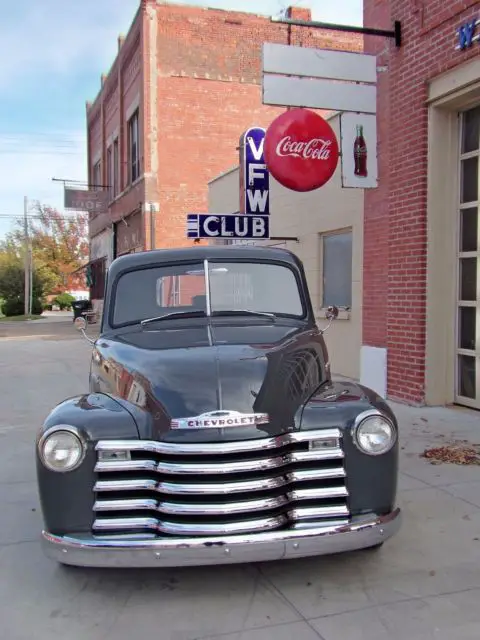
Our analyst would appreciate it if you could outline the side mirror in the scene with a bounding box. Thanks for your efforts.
[74,317,87,332]
[325,305,339,321]
[321,305,339,334]
[74,316,95,344]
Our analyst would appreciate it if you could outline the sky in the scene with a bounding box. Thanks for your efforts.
[0,0,362,240]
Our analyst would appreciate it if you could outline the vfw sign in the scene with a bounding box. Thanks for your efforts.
[239,127,270,215]
[456,18,480,50]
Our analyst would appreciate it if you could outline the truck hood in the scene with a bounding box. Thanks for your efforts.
[92,321,331,441]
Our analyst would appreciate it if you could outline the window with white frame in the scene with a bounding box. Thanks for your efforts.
[128,109,140,184]
[321,229,353,309]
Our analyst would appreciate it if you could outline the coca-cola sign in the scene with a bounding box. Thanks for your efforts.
[276,136,334,160]
[264,108,339,192]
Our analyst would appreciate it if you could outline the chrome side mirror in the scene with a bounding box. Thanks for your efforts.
[74,316,95,345]
[325,305,339,321]
[321,305,339,334]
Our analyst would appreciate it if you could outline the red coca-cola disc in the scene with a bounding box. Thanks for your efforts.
[264,108,340,192]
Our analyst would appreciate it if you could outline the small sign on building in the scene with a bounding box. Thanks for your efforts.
[339,113,378,189]
[64,187,108,214]
[187,214,270,240]
[239,127,270,215]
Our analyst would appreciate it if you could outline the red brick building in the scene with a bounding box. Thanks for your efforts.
[85,0,361,312]
[362,0,480,408]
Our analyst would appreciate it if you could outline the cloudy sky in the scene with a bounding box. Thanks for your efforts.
[0,0,362,239]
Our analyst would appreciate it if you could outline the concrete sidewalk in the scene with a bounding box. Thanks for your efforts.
[389,400,480,500]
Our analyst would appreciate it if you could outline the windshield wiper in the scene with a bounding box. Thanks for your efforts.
[140,310,206,327]
[212,310,276,320]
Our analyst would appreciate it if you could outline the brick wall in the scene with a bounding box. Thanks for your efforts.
[87,2,362,247]
[147,2,362,250]
[363,0,480,403]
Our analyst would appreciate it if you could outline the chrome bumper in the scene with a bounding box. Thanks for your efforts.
[41,508,401,568]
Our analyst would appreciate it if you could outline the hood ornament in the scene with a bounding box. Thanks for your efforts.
[171,410,269,430]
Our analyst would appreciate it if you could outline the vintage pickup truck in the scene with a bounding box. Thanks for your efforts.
[36,245,401,568]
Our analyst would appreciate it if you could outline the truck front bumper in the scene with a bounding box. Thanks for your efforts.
[41,508,401,568]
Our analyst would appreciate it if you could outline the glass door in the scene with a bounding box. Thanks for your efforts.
[456,106,480,408]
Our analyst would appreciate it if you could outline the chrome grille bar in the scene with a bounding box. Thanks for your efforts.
[95,429,341,456]
[93,467,346,495]
[95,447,343,475]
[94,495,288,515]
[94,515,287,536]
[290,505,350,520]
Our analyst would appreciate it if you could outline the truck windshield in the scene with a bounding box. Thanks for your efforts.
[112,260,305,327]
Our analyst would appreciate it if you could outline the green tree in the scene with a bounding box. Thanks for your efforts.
[53,292,76,310]
[0,261,44,301]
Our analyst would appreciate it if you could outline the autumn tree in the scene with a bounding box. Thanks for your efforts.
[4,204,89,296]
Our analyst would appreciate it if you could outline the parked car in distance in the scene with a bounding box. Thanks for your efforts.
[36,245,401,568]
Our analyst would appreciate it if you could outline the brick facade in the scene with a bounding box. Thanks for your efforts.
[86,1,362,256]
[363,0,480,403]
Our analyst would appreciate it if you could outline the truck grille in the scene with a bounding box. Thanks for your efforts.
[93,429,349,538]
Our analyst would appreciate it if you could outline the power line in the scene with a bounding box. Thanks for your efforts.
[0,133,86,142]
[0,213,88,221]
[0,150,85,156]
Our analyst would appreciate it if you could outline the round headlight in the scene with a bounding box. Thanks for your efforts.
[353,412,396,456]
[39,428,85,472]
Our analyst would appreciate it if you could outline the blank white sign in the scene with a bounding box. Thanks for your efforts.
[262,75,377,114]
[262,43,377,84]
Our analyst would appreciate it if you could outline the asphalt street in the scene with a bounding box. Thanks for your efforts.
[1,319,480,639]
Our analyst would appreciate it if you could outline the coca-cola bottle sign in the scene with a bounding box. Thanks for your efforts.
[264,108,340,192]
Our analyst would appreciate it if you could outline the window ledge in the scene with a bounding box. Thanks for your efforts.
[317,308,351,320]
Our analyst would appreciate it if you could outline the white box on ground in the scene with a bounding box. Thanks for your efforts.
[262,43,377,84]
[360,346,387,399]
[262,75,377,114]
[340,112,378,189]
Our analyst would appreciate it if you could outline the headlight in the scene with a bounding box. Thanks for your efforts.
[38,427,85,472]
[352,411,396,456]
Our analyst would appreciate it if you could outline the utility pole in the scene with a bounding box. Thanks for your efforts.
[29,244,33,316]
[23,196,30,316]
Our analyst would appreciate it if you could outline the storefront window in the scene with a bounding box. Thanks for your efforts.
[460,156,478,203]
[462,106,480,154]
[460,207,478,252]
[456,106,480,406]
[321,230,352,309]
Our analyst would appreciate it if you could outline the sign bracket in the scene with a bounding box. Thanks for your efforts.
[52,177,111,190]
[270,16,402,48]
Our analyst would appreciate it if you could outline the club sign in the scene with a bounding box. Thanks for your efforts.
[187,214,269,239]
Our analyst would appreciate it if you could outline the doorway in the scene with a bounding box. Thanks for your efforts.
[456,105,480,408]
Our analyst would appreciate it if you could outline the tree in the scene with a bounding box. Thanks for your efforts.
[0,254,45,316]
[3,204,89,296]
[0,263,44,300]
